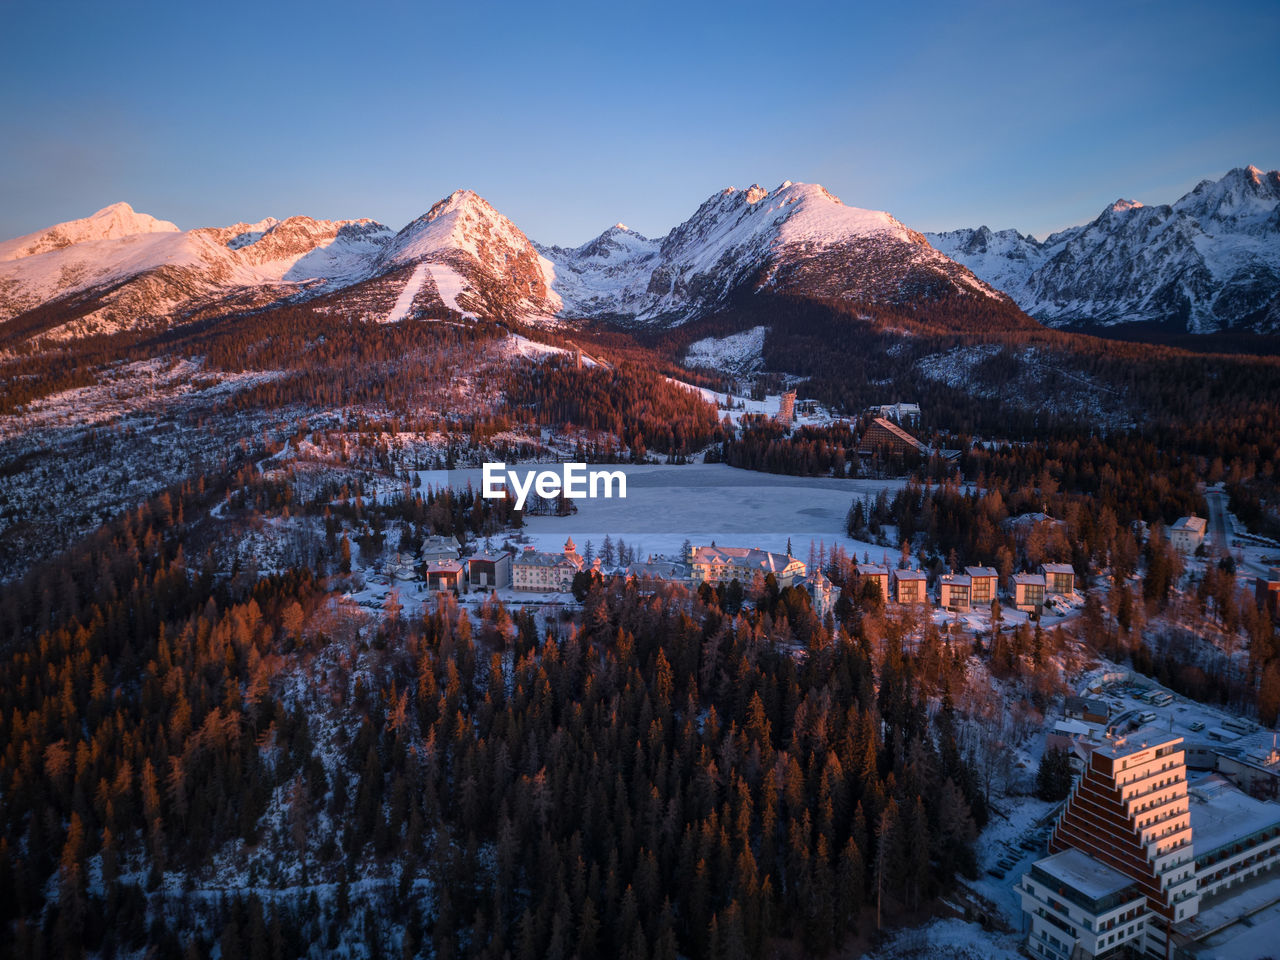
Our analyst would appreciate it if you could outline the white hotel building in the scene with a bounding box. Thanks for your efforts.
[1020,728,1280,959]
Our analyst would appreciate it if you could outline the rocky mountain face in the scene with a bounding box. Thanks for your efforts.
[928,166,1280,334]
[0,182,1012,343]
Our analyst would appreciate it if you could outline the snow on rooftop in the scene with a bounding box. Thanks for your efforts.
[1189,781,1280,856]
[1034,848,1138,901]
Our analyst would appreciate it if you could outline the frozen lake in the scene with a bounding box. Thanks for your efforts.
[415,462,909,562]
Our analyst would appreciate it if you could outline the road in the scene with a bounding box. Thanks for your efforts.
[1205,486,1273,582]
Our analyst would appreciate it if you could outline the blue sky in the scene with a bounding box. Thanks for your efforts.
[2,0,1277,245]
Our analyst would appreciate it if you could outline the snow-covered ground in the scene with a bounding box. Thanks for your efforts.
[684,325,768,375]
[416,462,902,562]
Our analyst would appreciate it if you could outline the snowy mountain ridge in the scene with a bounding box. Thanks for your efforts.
[540,179,1006,323]
[928,165,1280,334]
[7,167,1277,342]
[0,181,1009,339]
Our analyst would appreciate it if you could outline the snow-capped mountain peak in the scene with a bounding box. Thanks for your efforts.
[538,180,1004,323]
[926,165,1280,333]
[379,189,561,319]
[0,202,180,263]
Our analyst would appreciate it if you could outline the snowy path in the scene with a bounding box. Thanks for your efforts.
[385,261,431,323]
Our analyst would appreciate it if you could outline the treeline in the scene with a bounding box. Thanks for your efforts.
[712,418,857,476]
[504,357,727,458]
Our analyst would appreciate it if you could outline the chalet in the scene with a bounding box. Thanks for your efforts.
[1258,568,1280,619]
[891,568,928,604]
[1040,562,1076,596]
[468,552,512,590]
[421,535,462,563]
[1011,572,1046,613]
[426,559,467,592]
[1064,695,1110,725]
[512,538,586,592]
[964,566,998,606]
[857,416,927,458]
[938,573,971,613]
[1170,515,1207,554]
[687,544,806,589]
[854,563,891,603]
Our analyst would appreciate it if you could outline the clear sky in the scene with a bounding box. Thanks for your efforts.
[2,0,1278,245]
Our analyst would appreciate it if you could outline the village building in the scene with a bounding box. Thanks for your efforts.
[420,534,462,563]
[875,401,921,427]
[1040,562,1076,596]
[385,552,417,582]
[512,538,586,592]
[1022,729,1280,959]
[964,566,999,606]
[1170,515,1208,555]
[1011,572,1046,613]
[854,563,891,603]
[891,568,928,604]
[467,552,512,590]
[687,544,806,589]
[857,416,927,458]
[1064,695,1110,726]
[938,573,971,613]
[425,559,467,592]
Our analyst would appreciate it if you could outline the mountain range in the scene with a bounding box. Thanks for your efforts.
[928,165,1280,335]
[1,166,1277,343]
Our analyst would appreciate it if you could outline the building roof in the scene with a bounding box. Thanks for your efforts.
[514,548,580,568]
[964,566,998,579]
[621,561,688,581]
[1189,779,1280,858]
[690,545,802,575]
[424,559,466,574]
[940,574,971,587]
[1032,848,1141,903]
[1012,573,1046,585]
[1065,695,1108,714]
[421,534,461,552]
[863,416,927,453]
[855,563,890,576]
[893,568,927,581]
[1100,727,1182,759]
[1041,563,1075,575]
[468,552,512,565]
[1173,515,1208,534]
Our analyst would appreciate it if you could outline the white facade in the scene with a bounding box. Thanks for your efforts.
[1170,515,1207,555]
[1019,849,1148,960]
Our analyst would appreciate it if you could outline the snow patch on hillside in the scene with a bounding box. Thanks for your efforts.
[384,262,431,323]
[426,264,473,318]
[684,325,768,374]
